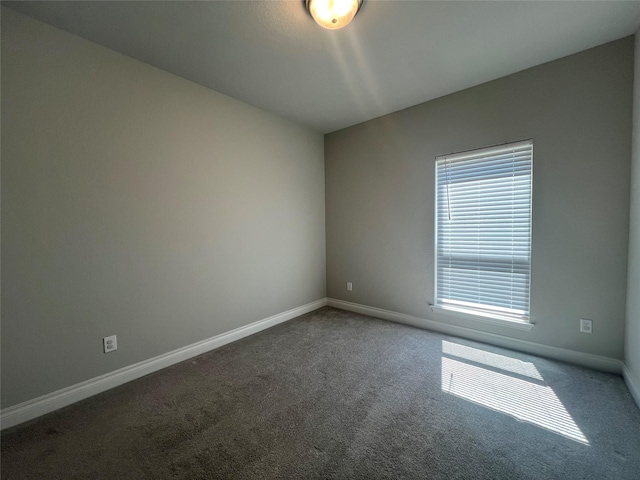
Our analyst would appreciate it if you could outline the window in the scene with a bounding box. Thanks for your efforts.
[434,140,533,327]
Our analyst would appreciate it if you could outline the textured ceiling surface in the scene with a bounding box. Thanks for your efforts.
[5,1,640,133]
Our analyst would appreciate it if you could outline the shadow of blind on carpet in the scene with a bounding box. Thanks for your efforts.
[441,340,589,445]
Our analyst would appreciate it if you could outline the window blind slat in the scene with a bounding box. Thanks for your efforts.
[435,140,532,320]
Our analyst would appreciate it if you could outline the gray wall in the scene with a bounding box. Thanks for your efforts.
[326,37,633,360]
[1,8,326,409]
[626,31,640,386]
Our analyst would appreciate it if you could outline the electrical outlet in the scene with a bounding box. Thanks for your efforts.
[346,282,353,292]
[103,335,117,353]
[579,319,593,334]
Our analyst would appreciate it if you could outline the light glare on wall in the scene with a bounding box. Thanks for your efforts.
[306,0,363,30]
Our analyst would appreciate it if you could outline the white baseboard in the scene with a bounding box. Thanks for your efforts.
[327,298,623,374]
[623,364,640,410]
[0,298,328,431]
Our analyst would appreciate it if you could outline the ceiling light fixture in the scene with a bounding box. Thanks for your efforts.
[306,0,364,30]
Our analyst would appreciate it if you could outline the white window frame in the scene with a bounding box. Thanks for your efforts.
[433,140,534,331]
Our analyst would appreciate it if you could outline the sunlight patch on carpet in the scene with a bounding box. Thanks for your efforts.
[442,341,544,381]
[441,341,589,445]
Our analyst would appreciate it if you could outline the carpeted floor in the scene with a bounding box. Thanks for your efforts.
[2,307,639,479]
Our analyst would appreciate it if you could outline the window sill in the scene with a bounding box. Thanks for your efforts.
[430,304,534,332]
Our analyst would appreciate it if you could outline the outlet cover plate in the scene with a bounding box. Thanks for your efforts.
[579,319,593,334]
[103,335,117,353]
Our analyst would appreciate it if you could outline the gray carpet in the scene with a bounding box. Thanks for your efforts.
[2,307,639,479]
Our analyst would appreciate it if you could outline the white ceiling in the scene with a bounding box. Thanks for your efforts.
[5,1,640,133]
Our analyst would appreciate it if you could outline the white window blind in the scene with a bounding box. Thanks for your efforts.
[435,140,533,322]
